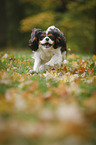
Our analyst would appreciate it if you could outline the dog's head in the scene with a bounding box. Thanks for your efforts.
[46,26,67,52]
[29,26,66,51]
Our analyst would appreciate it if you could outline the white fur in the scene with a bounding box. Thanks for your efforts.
[62,51,67,64]
[32,45,63,73]
[40,37,53,46]
[46,25,60,34]
[46,25,56,34]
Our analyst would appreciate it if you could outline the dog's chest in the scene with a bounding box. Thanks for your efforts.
[39,49,55,61]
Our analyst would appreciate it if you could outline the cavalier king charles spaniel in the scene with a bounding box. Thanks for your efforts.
[29,26,67,73]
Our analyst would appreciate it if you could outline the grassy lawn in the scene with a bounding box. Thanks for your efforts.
[0,49,96,145]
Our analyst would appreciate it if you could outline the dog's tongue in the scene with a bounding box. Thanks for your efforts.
[45,43,49,47]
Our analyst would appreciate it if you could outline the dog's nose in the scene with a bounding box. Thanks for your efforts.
[46,37,49,41]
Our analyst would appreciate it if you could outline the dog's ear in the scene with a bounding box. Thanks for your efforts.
[52,29,67,52]
[59,32,67,53]
[29,28,42,51]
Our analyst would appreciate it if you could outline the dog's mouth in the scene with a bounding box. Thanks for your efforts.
[41,43,52,48]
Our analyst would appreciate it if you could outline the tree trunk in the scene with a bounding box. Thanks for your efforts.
[0,0,6,47]
[93,16,96,54]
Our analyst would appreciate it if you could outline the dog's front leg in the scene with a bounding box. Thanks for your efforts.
[29,58,41,73]
[62,51,67,64]
[33,58,41,72]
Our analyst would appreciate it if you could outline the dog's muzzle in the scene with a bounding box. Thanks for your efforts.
[41,42,52,48]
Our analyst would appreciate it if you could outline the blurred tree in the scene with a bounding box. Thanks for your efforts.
[20,12,56,31]
[0,0,95,53]
[20,0,68,31]
[0,0,27,47]
[0,0,7,46]
[6,0,26,46]
[20,0,95,53]
[66,0,96,53]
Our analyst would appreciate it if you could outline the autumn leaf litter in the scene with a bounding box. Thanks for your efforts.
[0,51,96,145]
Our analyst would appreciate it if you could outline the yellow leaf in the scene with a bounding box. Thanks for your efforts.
[72,61,79,68]
[81,62,87,68]
[92,55,96,61]
[79,58,82,64]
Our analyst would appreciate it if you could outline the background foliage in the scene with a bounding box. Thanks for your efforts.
[0,0,96,53]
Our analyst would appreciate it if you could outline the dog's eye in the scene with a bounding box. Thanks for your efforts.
[41,34,46,37]
[48,34,52,37]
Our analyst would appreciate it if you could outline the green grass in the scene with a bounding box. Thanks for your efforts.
[0,49,96,145]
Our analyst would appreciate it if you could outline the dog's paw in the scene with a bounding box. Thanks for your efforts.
[63,60,67,65]
[39,65,49,72]
[39,65,45,72]
[29,70,35,74]
[45,62,54,67]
